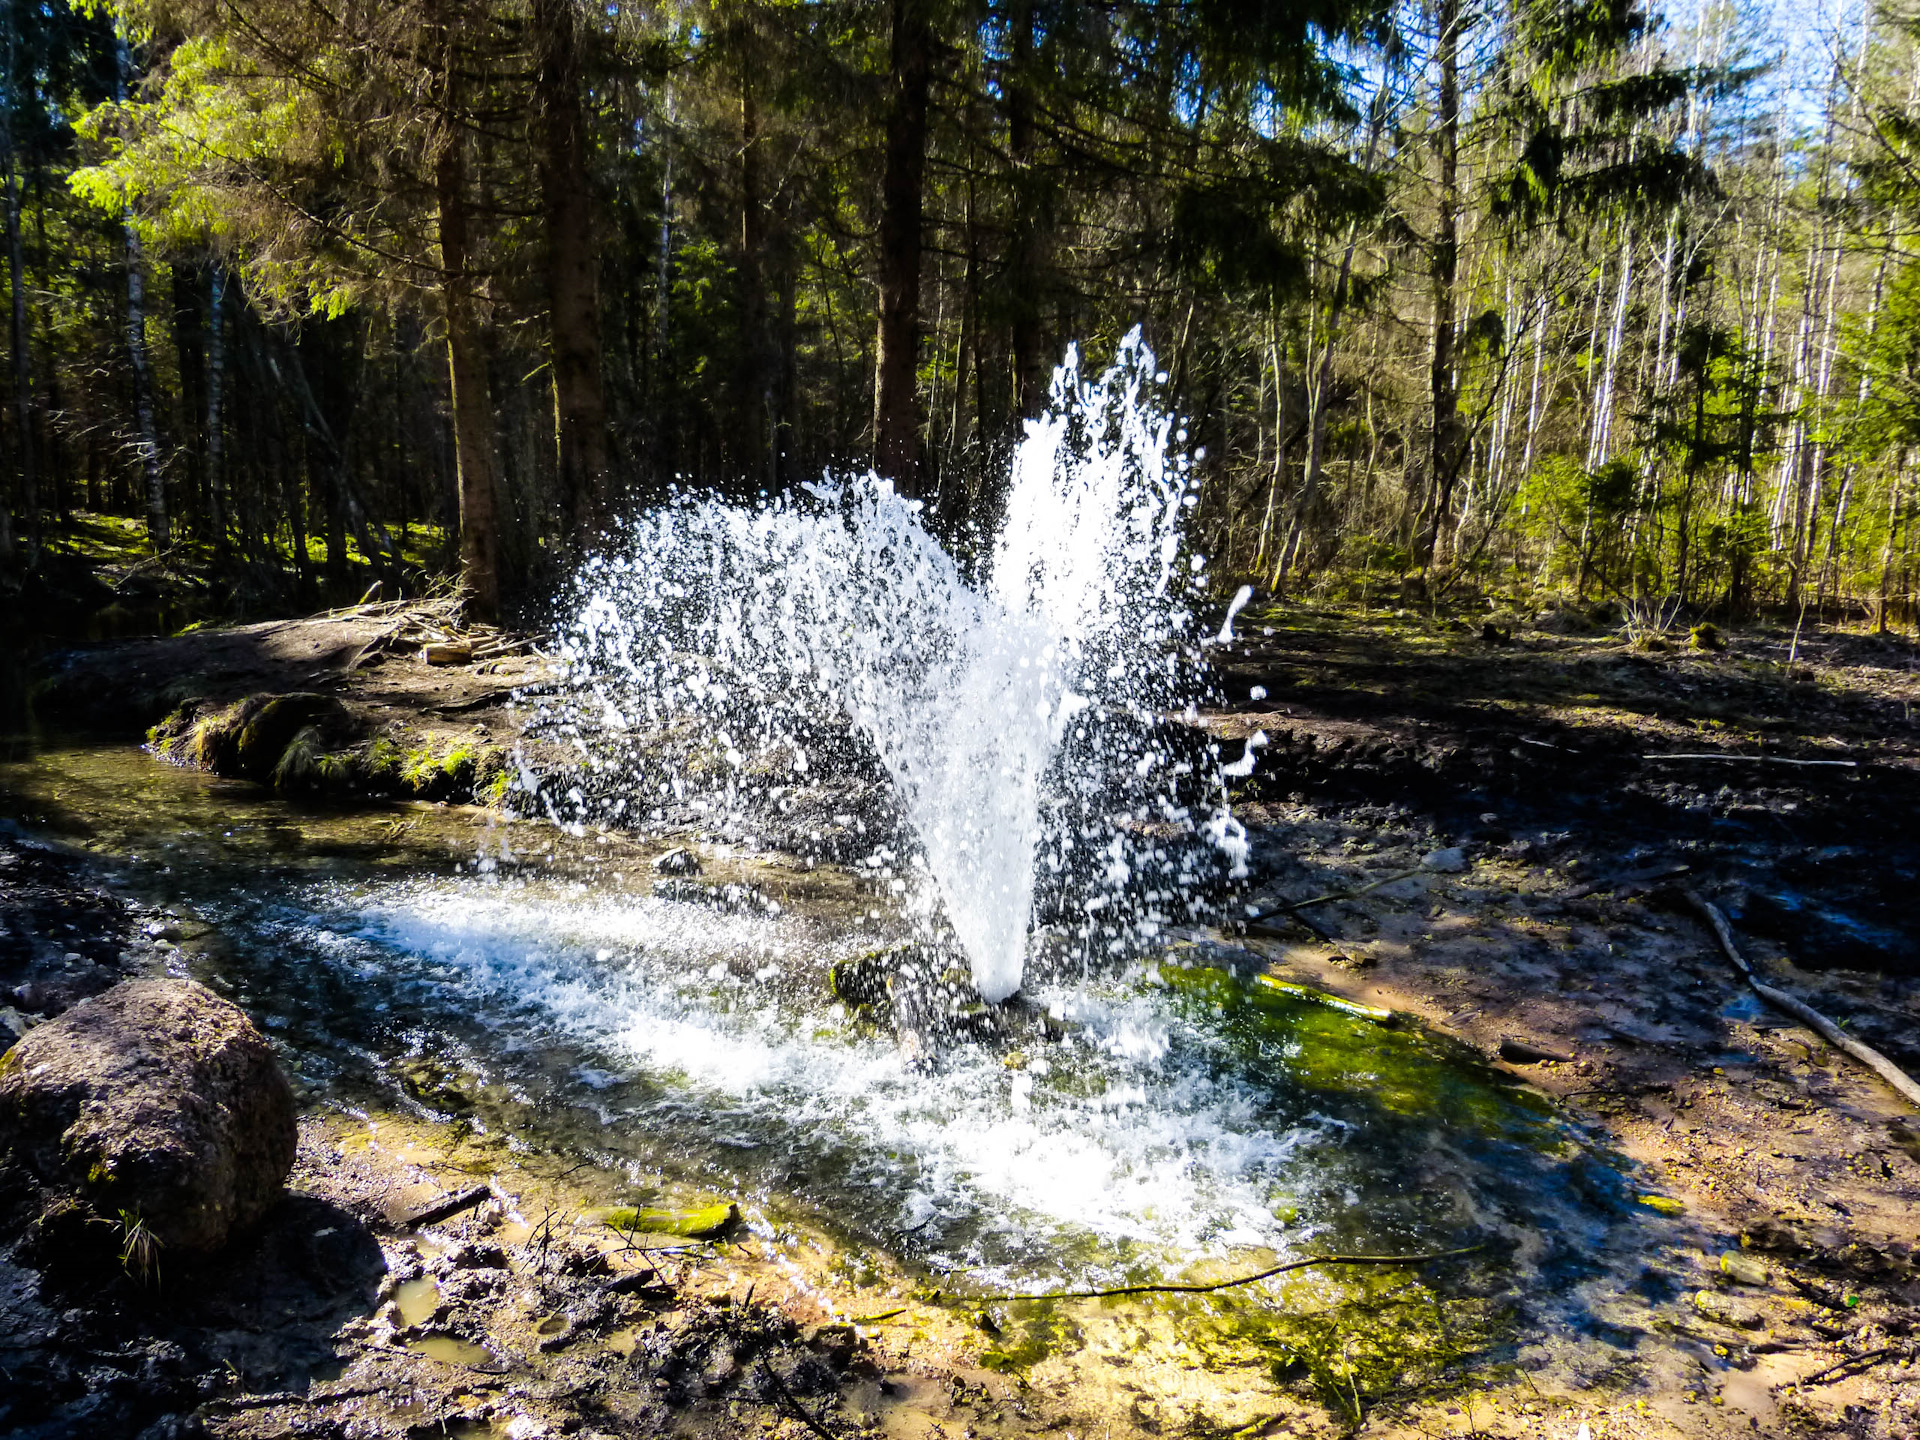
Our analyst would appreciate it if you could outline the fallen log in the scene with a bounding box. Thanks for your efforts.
[1685,890,1920,1112]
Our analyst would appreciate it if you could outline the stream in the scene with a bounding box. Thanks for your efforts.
[0,739,1665,1374]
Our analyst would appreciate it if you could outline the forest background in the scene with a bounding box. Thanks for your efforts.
[1,0,1919,631]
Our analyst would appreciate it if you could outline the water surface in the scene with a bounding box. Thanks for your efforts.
[1,741,1647,1311]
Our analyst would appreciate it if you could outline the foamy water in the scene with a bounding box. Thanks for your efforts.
[538,333,1235,1002]
[323,875,1319,1273]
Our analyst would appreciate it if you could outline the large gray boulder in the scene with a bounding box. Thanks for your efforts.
[0,978,296,1255]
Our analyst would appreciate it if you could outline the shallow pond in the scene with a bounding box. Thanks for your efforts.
[0,741,1674,1401]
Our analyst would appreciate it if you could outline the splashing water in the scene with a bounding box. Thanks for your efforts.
[542,331,1244,1002]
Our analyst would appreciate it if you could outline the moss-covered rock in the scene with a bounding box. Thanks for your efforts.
[150,692,354,784]
[148,695,506,806]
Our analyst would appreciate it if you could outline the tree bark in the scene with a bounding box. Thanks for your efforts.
[1004,0,1043,421]
[4,137,32,562]
[1417,0,1462,570]
[114,41,168,552]
[531,0,610,543]
[126,224,167,552]
[0,0,24,569]
[436,129,501,618]
[170,265,205,525]
[735,22,775,488]
[871,0,933,495]
[206,265,228,555]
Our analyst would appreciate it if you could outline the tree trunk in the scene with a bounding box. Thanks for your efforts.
[871,0,932,495]
[436,130,501,618]
[126,227,167,552]
[0,0,22,569]
[735,24,774,488]
[531,0,610,543]
[1418,0,1462,570]
[1288,100,1387,583]
[4,145,32,563]
[1877,456,1905,635]
[206,266,228,555]
[1004,0,1043,421]
[171,265,205,526]
[116,41,167,552]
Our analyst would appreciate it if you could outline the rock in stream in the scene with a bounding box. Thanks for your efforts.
[0,977,297,1257]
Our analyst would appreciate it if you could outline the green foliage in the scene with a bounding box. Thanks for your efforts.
[1852,263,1920,451]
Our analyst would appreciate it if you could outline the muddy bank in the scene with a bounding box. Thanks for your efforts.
[1208,602,1920,977]
[23,600,543,809]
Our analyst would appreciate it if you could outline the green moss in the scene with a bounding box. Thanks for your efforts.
[315,751,360,789]
[1213,1268,1510,1427]
[400,746,442,793]
[596,1201,739,1239]
[480,767,515,808]
[977,1300,1082,1372]
[271,725,326,791]
[364,737,404,787]
[392,741,486,800]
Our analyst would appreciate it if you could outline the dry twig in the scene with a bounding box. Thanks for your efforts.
[970,1243,1483,1304]
[1244,869,1424,928]
[1686,890,1920,1111]
[757,1359,840,1440]
[1643,753,1857,769]
[1800,1345,1907,1387]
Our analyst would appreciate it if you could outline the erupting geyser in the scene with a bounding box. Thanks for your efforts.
[543,331,1248,1002]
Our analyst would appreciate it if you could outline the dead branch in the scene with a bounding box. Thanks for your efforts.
[1643,753,1857,768]
[1685,890,1920,1111]
[1245,869,1423,926]
[405,1183,492,1228]
[1800,1344,1907,1386]
[757,1358,840,1440]
[970,1243,1483,1304]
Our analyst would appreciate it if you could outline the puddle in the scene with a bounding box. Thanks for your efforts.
[392,1276,442,1328]
[405,1333,499,1368]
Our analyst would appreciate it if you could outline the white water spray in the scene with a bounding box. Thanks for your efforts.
[548,332,1235,1001]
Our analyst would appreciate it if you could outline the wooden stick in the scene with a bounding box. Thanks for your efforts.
[1687,891,1752,978]
[970,1244,1483,1304]
[757,1359,840,1440]
[1799,1345,1905,1387]
[405,1183,492,1228]
[1685,891,1920,1111]
[1246,869,1423,925]
[1643,753,1856,768]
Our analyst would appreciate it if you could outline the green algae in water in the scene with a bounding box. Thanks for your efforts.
[977,1299,1083,1372]
[1165,963,1554,1139]
[1201,1265,1513,1427]
[1160,962,1591,1254]
[942,964,1633,1421]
